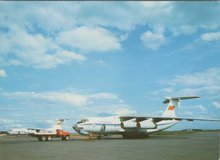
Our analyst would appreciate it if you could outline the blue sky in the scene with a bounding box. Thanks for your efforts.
[0,2,220,131]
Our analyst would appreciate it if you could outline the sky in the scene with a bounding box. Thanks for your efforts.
[0,1,220,132]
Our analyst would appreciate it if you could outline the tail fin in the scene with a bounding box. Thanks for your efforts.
[53,119,65,130]
[162,96,200,117]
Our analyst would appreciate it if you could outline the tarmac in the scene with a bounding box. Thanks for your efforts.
[0,132,219,160]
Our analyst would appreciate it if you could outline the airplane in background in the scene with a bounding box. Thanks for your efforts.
[7,128,30,135]
[7,119,65,135]
[73,96,220,139]
[27,119,65,135]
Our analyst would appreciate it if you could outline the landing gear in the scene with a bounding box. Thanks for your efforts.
[97,135,103,140]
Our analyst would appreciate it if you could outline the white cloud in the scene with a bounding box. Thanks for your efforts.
[141,28,166,50]
[0,69,6,77]
[1,90,136,121]
[58,26,121,52]
[1,91,124,108]
[201,32,220,41]
[114,107,136,115]
[141,1,171,8]
[1,2,220,69]
[178,111,194,117]
[171,68,220,87]
[87,104,136,116]
[89,93,118,100]
[213,102,220,109]
[173,25,197,36]
[176,105,208,118]
[95,59,108,66]
[1,26,86,69]
[1,2,220,34]
[0,119,23,130]
[150,67,220,100]
[190,105,207,112]
[2,91,88,107]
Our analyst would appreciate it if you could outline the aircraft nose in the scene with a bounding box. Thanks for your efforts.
[73,124,82,133]
[73,124,89,135]
[73,124,78,131]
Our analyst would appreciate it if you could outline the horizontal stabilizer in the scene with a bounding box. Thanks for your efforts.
[163,96,200,104]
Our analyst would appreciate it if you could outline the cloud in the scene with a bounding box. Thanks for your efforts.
[114,107,136,115]
[141,29,166,50]
[89,93,118,100]
[1,2,220,34]
[176,104,208,119]
[2,91,88,107]
[0,2,203,32]
[0,69,6,77]
[201,32,220,41]
[1,26,86,69]
[213,102,220,109]
[85,104,136,116]
[140,2,220,36]
[58,26,121,52]
[95,59,108,66]
[165,2,220,35]
[1,91,123,108]
[170,68,220,87]
[0,119,23,130]
[149,67,220,101]
[188,105,207,112]
[1,90,136,123]
[1,2,220,69]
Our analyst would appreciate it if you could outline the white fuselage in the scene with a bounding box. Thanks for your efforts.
[72,96,218,138]
[73,116,179,136]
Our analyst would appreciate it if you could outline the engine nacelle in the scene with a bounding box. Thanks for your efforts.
[121,118,138,128]
[137,119,157,129]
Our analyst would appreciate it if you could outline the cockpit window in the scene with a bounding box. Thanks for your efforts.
[77,119,89,124]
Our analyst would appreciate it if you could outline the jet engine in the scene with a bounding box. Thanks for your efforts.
[121,118,138,128]
[137,119,157,129]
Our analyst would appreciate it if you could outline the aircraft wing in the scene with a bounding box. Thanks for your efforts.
[119,116,220,122]
[27,128,43,132]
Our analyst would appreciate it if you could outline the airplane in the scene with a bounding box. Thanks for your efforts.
[28,119,65,135]
[7,119,65,135]
[73,96,220,139]
[7,128,30,135]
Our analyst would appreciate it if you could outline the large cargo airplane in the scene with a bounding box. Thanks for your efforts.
[73,96,220,139]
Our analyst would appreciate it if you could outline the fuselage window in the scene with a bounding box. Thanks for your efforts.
[77,119,89,124]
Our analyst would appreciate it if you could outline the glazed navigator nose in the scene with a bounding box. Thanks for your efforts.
[73,124,78,131]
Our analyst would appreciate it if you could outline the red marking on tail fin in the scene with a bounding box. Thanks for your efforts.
[168,106,174,110]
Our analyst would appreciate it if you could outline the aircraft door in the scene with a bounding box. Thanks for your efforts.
[100,124,106,133]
